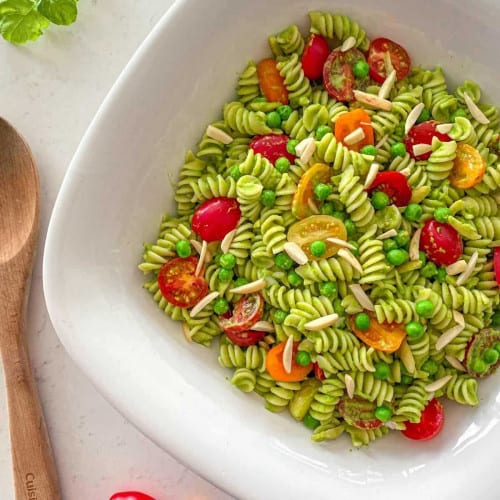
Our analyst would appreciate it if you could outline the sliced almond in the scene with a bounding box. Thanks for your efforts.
[409,228,422,261]
[295,137,314,157]
[206,124,233,144]
[353,90,392,111]
[375,134,389,149]
[181,322,192,343]
[360,121,373,128]
[189,291,219,318]
[300,138,316,164]
[252,321,275,332]
[348,284,374,311]
[378,69,397,100]
[463,92,490,125]
[399,339,415,375]
[399,167,411,177]
[338,248,363,274]
[363,162,380,188]
[264,335,275,345]
[436,123,453,134]
[384,421,400,430]
[377,229,398,240]
[452,310,465,327]
[191,239,211,263]
[345,374,355,399]
[456,251,478,286]
[195,240,208,276]
[425,375,452,393]
[435,324,465,351]
[410,185,431,204]
[445,259,467,275]
[412,143,432,156]
[220,229,237,254]
[282,335,294,374]
[343,126,366,146]
[304,313,340,331]
[307,198,320,214]
[326,238,356,250]
[284,241,308,265]
[340,36,356,52]
[405,103,425,135]
[229,278,267,294]
[445,355,466,372]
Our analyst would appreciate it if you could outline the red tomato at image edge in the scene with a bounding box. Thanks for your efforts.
[191,197,241,242]
[494,247,500,285]
[404,120,452,160]
[301,34,330,80]
[249,134,295,164]
[420,219,463,266]
[402,398,444,441]
[110,491,156,500]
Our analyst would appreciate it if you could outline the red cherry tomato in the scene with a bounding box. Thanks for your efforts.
[219,293,264,335]
[366,171,412,207]
[110,492,156,500]
[338,396,383,430]
[323,48,367,102]
[249,134,295,164]
[158,257,209,308]
[402,398,444,440]
[494,247,500,285]
[191,197,241,242]
[367,37,411,84]
[225,330,265,347]
[420,219,463,266]
[404,120,452,160]
[313,362,326,381]
[301,34,330,80]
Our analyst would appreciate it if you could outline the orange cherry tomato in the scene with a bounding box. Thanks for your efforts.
[257,58,288,104]
[449,143,486,189]
[291,163,331,219]
[266,341,313,382]
[349,313,406,353]
[334,109,374,152]
[287,215,347,259]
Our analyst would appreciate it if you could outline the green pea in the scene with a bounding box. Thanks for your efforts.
[277,104,292,121]
[333,298,344,316]
[451,108,467,121]
[491,311,500,327]
[320,202,335,216]
[434,207,451,223]
[219,253,236,270]
[494,342,500,353]
[288,271,303,287]
[274,157,290,173]
[331,210,345,221]
[349,241,360,256]
[213,297,229,315]
[395,230,410,248]
[229,165,242,180]
[386,249,409,266]
[484,349,499,365]
[355,312,370,330]
[401,374,414,385]
[315,125,331,140]
[296,351,311,366]
[314,183,332,201]
[374,362,391,380]
[371,191,390,210]
[419,251,427,265]
[273,309,287,324]
[287,139,299,155]
[360,145,377,157]
[422,359,439,375]
[310,240,327,257]
[303,413,321,430]
[344,219,356,237]
[381,239,396,254]
[233,277,248,288]
[391,142,407,158]
[320,281,337,298]
[375,405,392,422]
[275,252,294,270]
[415,299,435,318]
[472,358,488,373]
[353,59,370,78]
[218,268,233,282]
[435,267,447,282]
[416,107,431,123]
[214,252,223,265]
[421,262,438,278]
[175,239,191,258]
[261,189,276,207]
[404,203,423,222]
[266,111,281,128]
[405,321,425,339]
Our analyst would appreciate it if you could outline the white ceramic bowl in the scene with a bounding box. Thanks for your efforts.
[44,1,500,498]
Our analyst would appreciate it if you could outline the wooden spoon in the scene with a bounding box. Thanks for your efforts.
[0,117,61,499]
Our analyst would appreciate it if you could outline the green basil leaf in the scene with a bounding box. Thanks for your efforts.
[0,0,49,44]
[37,0,77,26]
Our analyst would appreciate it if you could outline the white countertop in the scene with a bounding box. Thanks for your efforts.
[0,2,232,499]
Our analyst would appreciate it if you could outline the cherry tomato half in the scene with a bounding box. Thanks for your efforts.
[313,362,326,381]
[257,58,288,104]
[292,163,332,219]
[366,171,412,207]
[338,396,383,430]
[249,134,295,164]
[334,109,374,152]
[402,398,444,441]
[449,143,486,189]
[349,313,406,353]
[219,293,264,335]
[191,197,241,242]
[266,341,313,382]
[404,120,452,161]
[464,328,500,378]
[158,257,209,308]
[301,34,330,80]
[225,330,265,347]
[287,215,347,259]
[110,491,156,500]
[494,247,500,286]
[419,219,463,266]
[367,37,411,84]
[323,48,367,102]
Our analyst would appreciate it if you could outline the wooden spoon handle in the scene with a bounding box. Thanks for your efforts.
[2,298,61,500]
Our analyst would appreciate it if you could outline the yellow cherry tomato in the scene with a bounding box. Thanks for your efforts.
[349,313,406,353]
[291,163,332,219]
[287,215,347,259]
[449,143,486,189]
